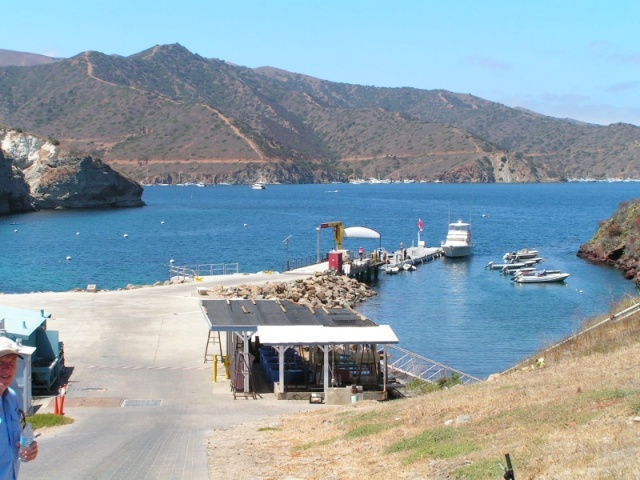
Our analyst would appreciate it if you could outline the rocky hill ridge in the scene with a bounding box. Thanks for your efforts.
[0,44,637,184]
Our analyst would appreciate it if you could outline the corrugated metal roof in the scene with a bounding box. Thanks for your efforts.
[200,299,377,332]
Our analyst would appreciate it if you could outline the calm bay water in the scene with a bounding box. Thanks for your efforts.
[2,183,639,378]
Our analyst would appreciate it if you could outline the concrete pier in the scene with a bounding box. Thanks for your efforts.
[0,267,327,479]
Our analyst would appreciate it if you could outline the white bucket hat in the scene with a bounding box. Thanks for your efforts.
[0,337,25,359]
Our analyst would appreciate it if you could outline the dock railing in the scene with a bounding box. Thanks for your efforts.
[382,344,482,385]
[283,254,326,272]
[169,263,239,281]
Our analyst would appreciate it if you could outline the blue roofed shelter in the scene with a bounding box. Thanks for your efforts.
[0,306,64,412]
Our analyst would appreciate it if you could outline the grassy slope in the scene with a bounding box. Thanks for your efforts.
[208,296,640,479]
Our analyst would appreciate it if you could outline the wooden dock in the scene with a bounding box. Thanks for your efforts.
[342,246,442,281]
[343,258,386,281]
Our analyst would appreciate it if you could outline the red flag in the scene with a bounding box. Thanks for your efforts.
[417,218,424,231]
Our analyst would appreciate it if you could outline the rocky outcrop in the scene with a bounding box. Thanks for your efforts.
[436,153,565,183]
[0,127,144,214]
[202,271,377,309]
[577,199,640,286]
[0,149,34,214]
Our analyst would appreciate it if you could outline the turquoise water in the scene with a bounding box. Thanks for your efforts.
[2,183,638,378]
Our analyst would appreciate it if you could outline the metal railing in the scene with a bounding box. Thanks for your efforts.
[169,263,239,281]
[383,344,482,385]
[282,254,326,272]
[501,299,640,375]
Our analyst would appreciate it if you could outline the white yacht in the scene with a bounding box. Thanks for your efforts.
[251,182,266,190]
[441,220,473,258]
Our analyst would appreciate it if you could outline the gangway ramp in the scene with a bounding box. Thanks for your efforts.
[383,345,482,386]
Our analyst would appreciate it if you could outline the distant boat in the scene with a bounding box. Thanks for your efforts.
[251,182,266,190]
[441,220,473,258]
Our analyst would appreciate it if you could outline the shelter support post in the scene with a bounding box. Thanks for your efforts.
[319,345,330,392]
[243,333,250,392]
[383,344,388,392]
[274,346,288,394]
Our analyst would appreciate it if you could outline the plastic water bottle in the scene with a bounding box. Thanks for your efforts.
[19,422,34,461]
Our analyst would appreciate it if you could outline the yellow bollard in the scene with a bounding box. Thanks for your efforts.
[213,354,231,381]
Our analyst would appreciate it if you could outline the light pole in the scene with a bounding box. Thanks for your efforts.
[316,227,320,263]
[283,235,292,270]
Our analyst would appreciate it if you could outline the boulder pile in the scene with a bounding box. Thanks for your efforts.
[203,271,376,309]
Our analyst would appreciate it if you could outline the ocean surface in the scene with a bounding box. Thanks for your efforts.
[2,183,639,379]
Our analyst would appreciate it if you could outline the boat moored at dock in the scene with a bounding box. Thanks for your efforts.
[441,220,473,258]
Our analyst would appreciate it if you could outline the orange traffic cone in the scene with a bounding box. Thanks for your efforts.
[53,396,59,415]
[59,395,65,415]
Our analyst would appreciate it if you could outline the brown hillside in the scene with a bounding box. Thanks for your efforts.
[0,48,60,66]
[0,44,637,184]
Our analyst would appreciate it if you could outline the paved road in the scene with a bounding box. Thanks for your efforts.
[1,267,327,479]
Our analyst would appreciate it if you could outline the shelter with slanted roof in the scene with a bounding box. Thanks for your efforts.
[199,298,399,402]
[0,305,65,413]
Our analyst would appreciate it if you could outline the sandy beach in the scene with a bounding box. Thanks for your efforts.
[1,266,329,479]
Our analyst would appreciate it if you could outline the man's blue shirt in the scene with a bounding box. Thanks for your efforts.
[0,388,22,480]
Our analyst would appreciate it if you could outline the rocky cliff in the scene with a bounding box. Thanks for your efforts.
[0,127,144,214]
[0,149,33,214]
[577,199,640,286]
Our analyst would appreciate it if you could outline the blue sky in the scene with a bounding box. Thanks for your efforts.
[4,1,640,126]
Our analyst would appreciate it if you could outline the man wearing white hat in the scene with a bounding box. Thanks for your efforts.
[0,337,38,479]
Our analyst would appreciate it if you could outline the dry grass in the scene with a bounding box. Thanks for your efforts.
[208,297,640,479]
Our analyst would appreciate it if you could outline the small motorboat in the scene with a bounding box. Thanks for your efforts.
[251,182,266,190]
[502,266,537,276]
[385,264,400,274]
[503,248,539,261]
[512,269,570,283]
[487,259,539,271]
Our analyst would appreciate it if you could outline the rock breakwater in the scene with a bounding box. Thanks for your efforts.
[203,271,376,309]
